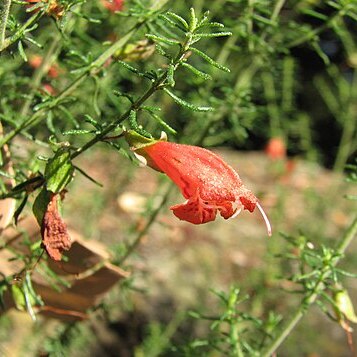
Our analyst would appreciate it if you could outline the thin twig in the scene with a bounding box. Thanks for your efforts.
[0,23,142,149]
[271,0,286,23]
[0,11,43,52]
[20,36,62,118]
[261,216,357,357]
[0,0,12,49]
[287,4,348,48]
[0,0,170,149]
[118,184,173,265]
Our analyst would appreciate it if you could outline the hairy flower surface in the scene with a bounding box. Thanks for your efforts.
[127,132,271,235]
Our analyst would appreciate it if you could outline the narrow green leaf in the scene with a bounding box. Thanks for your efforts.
[58,105,80,128]
[84,114,99,126]
[23,36,42,48]
[145,34,180,46]
[128,110,152,138]
[141,105,161,112]
[62,129,93,136]
[25,1,43,13]
[193,31,232,40]
[37,262,71,291]
[182,62,212,80]
[166,12,189,29]
[92,76,101,116]
[74,165,103,187]
[33,100,52,112]
[146,111,177,134]
[166,64,175,87]
[197,11,210,27]
[32,188,51,225]
[335,268,357,278]
[44,149,74,193]
[113,90,135,103]
[302,9,328,20]
[14,195,28,225]
[311,41,330,65]
[190,47,230,72]
[159,14,186,32]
[128,109,137,129]
[18,41,27,62]
[189,8,198,32]
[117,60,149,78]
[252,14,275,25]
[23,272,40,320]
[154,43,169,58]
[11,285,26,311]
[0,281,8,310]
[199,22,224,29]
[11,175,44,195]
[163,88,213,112]
[46,111,55,133]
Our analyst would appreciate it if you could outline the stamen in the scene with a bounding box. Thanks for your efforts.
[256,202,272,237]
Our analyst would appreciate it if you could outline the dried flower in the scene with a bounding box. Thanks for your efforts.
[126,131,271,235]
[25,0,65,19]
[42,193,71,261]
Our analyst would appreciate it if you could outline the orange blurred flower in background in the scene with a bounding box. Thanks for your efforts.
[29,54,60,79]
[101,0,124,12]
[265,137,287,160]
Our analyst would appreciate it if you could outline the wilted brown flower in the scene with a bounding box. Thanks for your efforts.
[25,0,65,19]
[41,193,71,261]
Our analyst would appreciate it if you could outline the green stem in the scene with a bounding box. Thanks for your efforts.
[72,18,195,159]
[229,288,245,357]
[287,5,348,48]
[0,11,42,52]
[271,0,286,23]
[262,71,281,137]
[0,23,142,149]
[333,71,357,172]
[0,0,170,149]
[0,0,12,49]
[118,184,173,265]
[20,36,62,118]
[261,215,357,357]
[70,70,167,159]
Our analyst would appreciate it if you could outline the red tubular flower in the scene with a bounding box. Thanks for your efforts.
[126,131,271,236]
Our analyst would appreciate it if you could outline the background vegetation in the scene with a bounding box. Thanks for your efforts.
[0,0,357,355]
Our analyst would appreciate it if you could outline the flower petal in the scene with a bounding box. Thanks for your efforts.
[239,192,257,212]
[216,201,236,219]
[170,200,217,224]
